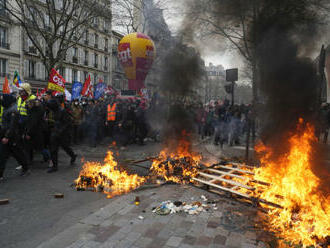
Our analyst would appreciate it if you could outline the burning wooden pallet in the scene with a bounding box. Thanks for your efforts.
[193,162,282,209]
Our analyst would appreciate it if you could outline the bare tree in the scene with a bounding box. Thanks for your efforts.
[111,0,171,34]
[5,0,103,74]
[188,0,330,102]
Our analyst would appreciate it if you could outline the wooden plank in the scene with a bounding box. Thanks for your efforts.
[198,172,254,190]
[215,165,255,175]
[206,168,247,180]
[230,162,255,170]
[192,177,251,199]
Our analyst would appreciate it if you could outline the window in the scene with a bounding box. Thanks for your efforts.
[84,30,89,42]
[105,38,108,50]
[73,69,77,82]
[0,58,7,76]
[104,56,108,70]
[73,47,78,57]
[28,60,36,78]
[94,53,98,67]
[0,0,6,15]
[44,14,50,30]
[95,34,98,48]
[0,26,8,48]
[104,75,108,84]
[84,50,88,65]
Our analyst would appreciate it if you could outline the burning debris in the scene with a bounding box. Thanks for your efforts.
[252,119,330,247]
[150,135,202,184]
[75,151,146,198]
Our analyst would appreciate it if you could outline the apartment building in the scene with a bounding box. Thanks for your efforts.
[111,30,127,90]
[0,0,120,91]
[0,0,22,84]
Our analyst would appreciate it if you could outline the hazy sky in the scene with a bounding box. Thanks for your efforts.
[163,0,244,70]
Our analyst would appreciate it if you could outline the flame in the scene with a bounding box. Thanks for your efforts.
[253,118,330,246]
[75,151,146,198]
[150,135,202,184]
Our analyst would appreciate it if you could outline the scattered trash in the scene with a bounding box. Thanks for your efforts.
[153,200,208,215]
[201,195,207,201]
[138,216,144,220]
[0,199,9,205]
[54,193,64,199]
[134,196,140,205]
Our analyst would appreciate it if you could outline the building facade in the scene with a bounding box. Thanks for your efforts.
[111,30,127,91]
[0,0,125,92]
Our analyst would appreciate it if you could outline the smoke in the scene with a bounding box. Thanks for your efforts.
[143,1,205,149]
[159,43,204,147]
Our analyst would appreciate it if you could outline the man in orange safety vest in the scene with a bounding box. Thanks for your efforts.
[105,100,117,137]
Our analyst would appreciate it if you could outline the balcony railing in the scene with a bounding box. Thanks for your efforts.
[72,56,78,63]
[0,72,10,78]
[0,42,10,50]
[84,60,88,66]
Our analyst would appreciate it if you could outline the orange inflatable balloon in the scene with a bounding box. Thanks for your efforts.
[118,33,156,91]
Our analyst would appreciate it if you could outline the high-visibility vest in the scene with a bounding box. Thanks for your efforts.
[0,105,3,125]
[17,95,36,116]
[107,103,116,121]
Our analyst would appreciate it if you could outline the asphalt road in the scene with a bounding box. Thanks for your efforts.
[0,142,160,248]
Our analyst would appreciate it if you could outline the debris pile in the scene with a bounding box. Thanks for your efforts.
[153,195,217,215]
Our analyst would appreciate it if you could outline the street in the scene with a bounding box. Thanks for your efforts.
[0,140,270,248]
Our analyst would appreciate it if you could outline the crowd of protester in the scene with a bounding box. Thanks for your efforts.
[195,99,252,147]
[0,82,254,182]
[0,83,152,181]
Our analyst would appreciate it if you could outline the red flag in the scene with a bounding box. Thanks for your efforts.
[3,76,11,94]
[47,68,65,92]
[81,74,93,98]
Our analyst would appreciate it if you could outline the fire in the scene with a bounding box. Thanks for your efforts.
[75,151,146,198]
[150,136,202,184]
[253,118,330,246]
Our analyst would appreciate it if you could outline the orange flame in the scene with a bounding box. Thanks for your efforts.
[254,118,330,246]
[75,151,146,198]
[150,136,202,184]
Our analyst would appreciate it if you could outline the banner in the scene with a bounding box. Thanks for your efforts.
[48,68,65,92]
[105,85,118,96]
[81,74,93,98]
[94,82,106,100]
[72,81,83,100]
[3,76,10,94]
[65,88,72,101]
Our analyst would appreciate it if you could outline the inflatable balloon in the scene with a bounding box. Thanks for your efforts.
[118,32,156,91]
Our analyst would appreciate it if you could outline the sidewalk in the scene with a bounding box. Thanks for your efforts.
[36,184,268,248]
